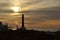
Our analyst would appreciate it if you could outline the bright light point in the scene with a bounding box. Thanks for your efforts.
[12,28,17,30]
[11,6,20,13]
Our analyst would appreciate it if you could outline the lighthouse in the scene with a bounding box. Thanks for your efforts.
[20,14,25,31]
[22,14,24,28]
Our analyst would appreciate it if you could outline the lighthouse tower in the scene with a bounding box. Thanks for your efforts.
[20,14,25,31]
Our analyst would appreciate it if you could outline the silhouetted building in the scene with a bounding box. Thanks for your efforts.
[0,22,8,31]
[16,25,20,31]
[20,14,26,31]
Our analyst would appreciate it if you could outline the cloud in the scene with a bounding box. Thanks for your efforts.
[21,6,60,21]
[0,9,13,13]
[21,0,41,7]
[22,0,60,11]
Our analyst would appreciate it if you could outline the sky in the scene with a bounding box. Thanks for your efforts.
[0,0,60,31]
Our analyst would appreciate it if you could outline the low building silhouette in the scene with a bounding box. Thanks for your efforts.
[0,22,8,31]
[0,14,26,31]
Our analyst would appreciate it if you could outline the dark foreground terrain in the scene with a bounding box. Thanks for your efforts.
[0,30,60,40]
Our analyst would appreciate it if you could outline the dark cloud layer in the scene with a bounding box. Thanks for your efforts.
[0,3,9,7]
[22,0,41,7]
[0,9,13,13]
[21,7,60,21]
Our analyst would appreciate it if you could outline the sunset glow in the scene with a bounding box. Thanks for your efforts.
[11,6,20,13]
[0,0,60,31]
